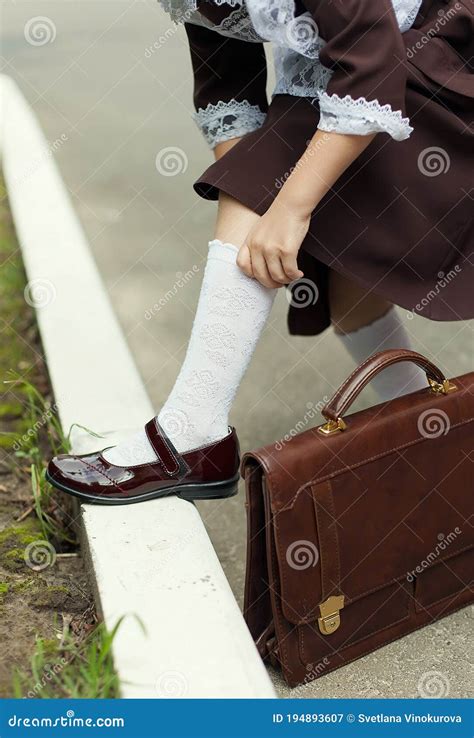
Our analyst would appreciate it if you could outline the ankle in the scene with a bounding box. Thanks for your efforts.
[157,408,228,454]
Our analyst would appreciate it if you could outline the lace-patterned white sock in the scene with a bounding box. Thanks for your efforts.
[103,240,276,466]
[337,307,427,403]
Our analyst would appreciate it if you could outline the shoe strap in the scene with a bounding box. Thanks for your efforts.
[145,419,189,477]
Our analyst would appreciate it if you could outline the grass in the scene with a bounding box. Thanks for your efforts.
[0,175,120,698]
[0,175,72,543]
[5,373,74,543]
[0,182,35,451]
[12,620,122,699]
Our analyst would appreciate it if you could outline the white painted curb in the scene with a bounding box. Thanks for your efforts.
[0,74,276,698]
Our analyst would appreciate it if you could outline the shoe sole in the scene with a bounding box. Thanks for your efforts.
[45,471,240,505]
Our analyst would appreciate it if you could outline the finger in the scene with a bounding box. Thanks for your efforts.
[265,253,289,284]
[250,248,281,289]
[281,251,304,282]
[236,244,254,278]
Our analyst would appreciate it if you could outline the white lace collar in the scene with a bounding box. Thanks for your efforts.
[158,0,242,24]
[158,0,321,58]
[158,0,422,56]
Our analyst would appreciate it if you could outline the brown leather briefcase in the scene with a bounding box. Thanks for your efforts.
[242,349,474,687]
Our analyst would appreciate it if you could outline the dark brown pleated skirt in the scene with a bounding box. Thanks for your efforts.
[194,1,474,335]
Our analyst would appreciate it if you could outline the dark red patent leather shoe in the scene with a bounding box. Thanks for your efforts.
[46,419,240,505]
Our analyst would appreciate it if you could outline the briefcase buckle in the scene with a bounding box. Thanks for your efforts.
[317,595,345,635]
[428,378,457,395]
[318,418,347,436]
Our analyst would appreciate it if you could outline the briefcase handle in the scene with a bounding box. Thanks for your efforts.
[320,349,457,433]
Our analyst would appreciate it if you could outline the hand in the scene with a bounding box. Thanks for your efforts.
[236,129,377,288]
[237,201,310,288]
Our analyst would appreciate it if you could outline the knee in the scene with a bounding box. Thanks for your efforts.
[329,271,392,334]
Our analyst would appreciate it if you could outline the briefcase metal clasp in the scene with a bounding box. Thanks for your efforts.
[428,378,457,395]
[318,418,347,436]
[317,595,345,635]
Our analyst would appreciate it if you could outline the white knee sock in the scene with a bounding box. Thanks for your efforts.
[337,307,427,403]
[104,240,276,465]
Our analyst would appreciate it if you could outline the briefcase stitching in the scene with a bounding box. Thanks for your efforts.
[281,414,474,512]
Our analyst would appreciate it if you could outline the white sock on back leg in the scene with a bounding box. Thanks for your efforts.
[337,307,427,403]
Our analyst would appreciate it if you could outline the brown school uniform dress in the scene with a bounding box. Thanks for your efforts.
[182,0,473,334]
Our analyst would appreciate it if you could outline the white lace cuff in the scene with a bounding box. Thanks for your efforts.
[316,92,413,141]
[194,99,267,148]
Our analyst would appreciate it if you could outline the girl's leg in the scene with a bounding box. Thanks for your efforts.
[329,271,426,401]
[104,194,276,466]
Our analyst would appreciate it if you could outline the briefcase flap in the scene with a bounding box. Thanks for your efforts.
[242,368,474,626]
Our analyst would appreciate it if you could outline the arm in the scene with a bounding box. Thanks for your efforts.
[239,0,412,287]
[185,21,268,149]
[239,129,375,286]
[278,130,377,218]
